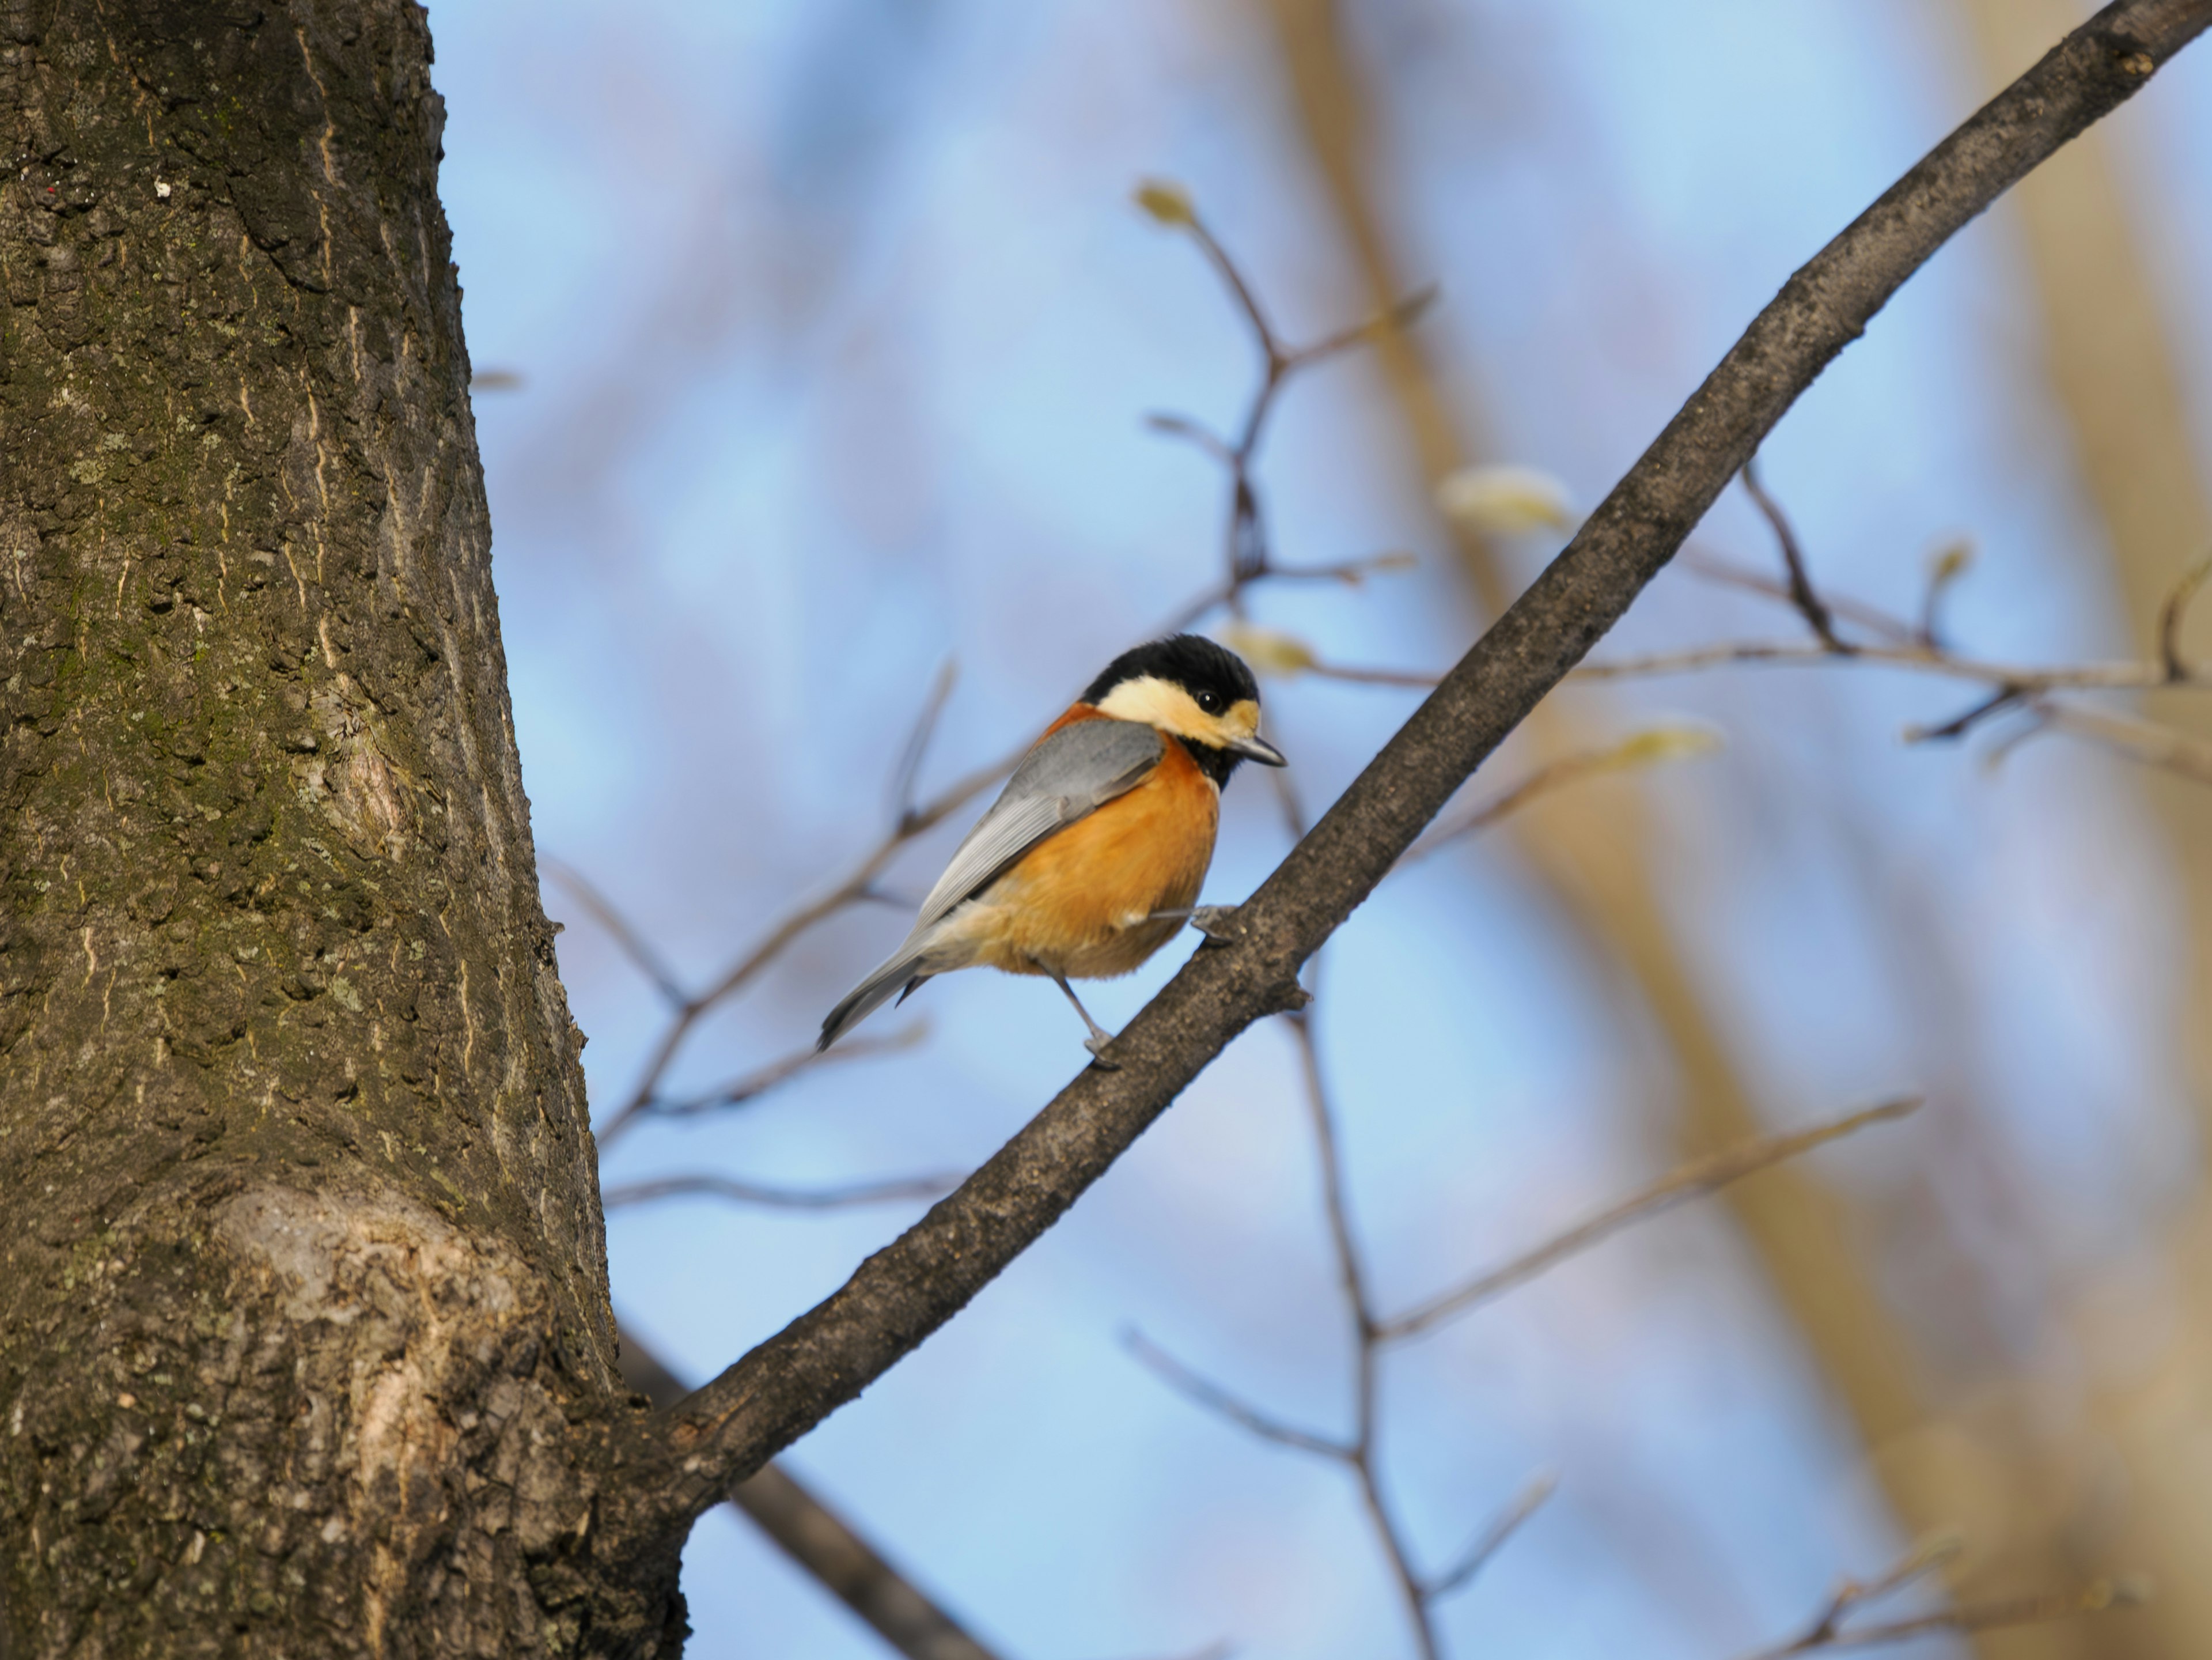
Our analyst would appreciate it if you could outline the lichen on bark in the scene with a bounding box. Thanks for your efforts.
[0,3,674,1653]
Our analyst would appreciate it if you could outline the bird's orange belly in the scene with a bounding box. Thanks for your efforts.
[969,760,1218,980]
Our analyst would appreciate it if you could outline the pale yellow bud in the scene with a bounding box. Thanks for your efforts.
[1593,723,1725,774]
[1134,180,1196,226]
[1216,623,1317,678]
[1435,464,1575,536]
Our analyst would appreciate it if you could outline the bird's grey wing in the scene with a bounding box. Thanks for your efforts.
[908,718,1164,933]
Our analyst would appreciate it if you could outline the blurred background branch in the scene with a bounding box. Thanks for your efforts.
[619,1330,1012,1660]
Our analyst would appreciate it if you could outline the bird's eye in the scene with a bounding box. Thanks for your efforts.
[1195,689,1222,714]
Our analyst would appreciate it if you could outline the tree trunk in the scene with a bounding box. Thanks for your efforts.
[0,3,676,1653]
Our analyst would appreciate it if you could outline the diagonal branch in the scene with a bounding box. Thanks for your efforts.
[593,1,2212,1561]
[1379,1099,1919,1342]
[616,1327,1013,1660]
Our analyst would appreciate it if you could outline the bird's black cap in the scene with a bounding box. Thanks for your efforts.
[1082,634,1260,710]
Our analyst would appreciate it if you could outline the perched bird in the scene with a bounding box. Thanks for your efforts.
[819,634,1286,1059]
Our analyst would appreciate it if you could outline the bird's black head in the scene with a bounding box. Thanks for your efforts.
[1082,634,1286,785]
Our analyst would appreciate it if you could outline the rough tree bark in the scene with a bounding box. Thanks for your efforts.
[0,3,679,1655]
[2,2,2207,1658]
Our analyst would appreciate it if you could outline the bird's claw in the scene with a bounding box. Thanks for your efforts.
[1188,904,1242,944]
[1084,1033,1122,1069]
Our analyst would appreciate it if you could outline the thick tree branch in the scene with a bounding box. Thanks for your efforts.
[617,1331,1009,1660]
[593,0,2211,1563]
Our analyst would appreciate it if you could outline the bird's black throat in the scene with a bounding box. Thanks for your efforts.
[1174,733,1243,789]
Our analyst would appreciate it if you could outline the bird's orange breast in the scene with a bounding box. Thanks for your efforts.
[969,708,1219,981]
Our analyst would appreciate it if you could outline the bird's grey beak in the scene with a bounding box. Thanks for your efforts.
[1230,733,1288,767]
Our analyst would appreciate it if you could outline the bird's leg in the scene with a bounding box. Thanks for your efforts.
[1146,904,1243,944]
[1041,965,1120,1065]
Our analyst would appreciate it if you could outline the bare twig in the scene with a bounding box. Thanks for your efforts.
[599,6,2212,1560]
[1305,660,1447,688]
[1918,540,1974,648]
[1381,1098,1918,1341]
[1741,1589,2128,1658]
[2037,700,2212,785]
[891,659,960,830]
[601,1172,956,1211]
[628,1026,927,1130]
[1155,553,1418,636]
[1402,729,1721,869]
[2157,550,2212,680]
[617,1327,1012,1660]
[1588,524,2212,763]
[1425,1474,1558,1601]
[1902,686,2024,744]
[1576,637,2164,691]
[1735,1534,2142,1660]
[1680,551,1917,643]
[1741,458,1847,652]
[1122,1330,1353,1460]
[1142,195,1437,610]
[593,738,1022,1147]
[546,859,690,1009]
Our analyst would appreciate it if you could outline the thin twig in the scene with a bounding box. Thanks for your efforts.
[2037,700,2212,785]
[1786,1532,1964,1648]
[1737,1567,2141,1659]
[1283,991,1442,1660]
[1577,638,2164,691]
[1424,1474,1558,1601]
[1122,1330,1353,1460]
[546,859,690,1009]
[1287,285,1440,370]
[2158,550,2212,681]
[1680,551,1918,644]
[601,1172,956,1211]
[1145,198,1436,611]
[1381,1099,1920,1342]
[1902,686,2023,744]
[1607,524,2212,761]
[626,1026,927,1132]
[1179,211,1282,364]
[1917,540,1973,648]
[595,740,1021,1144]
[1740,457,1847,652]
[1401,734,1717,869]
[1306,661,1449,688]
[891,659,960,830]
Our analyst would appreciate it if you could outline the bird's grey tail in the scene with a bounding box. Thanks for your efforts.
[818,950,928,1052]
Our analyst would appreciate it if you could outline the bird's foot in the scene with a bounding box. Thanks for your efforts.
[1143,905,1242,944]
[1188,904,1242,944]
[1084,1031,1122,1069]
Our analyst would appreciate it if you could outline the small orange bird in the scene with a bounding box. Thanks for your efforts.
[819,634,1286,1058]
